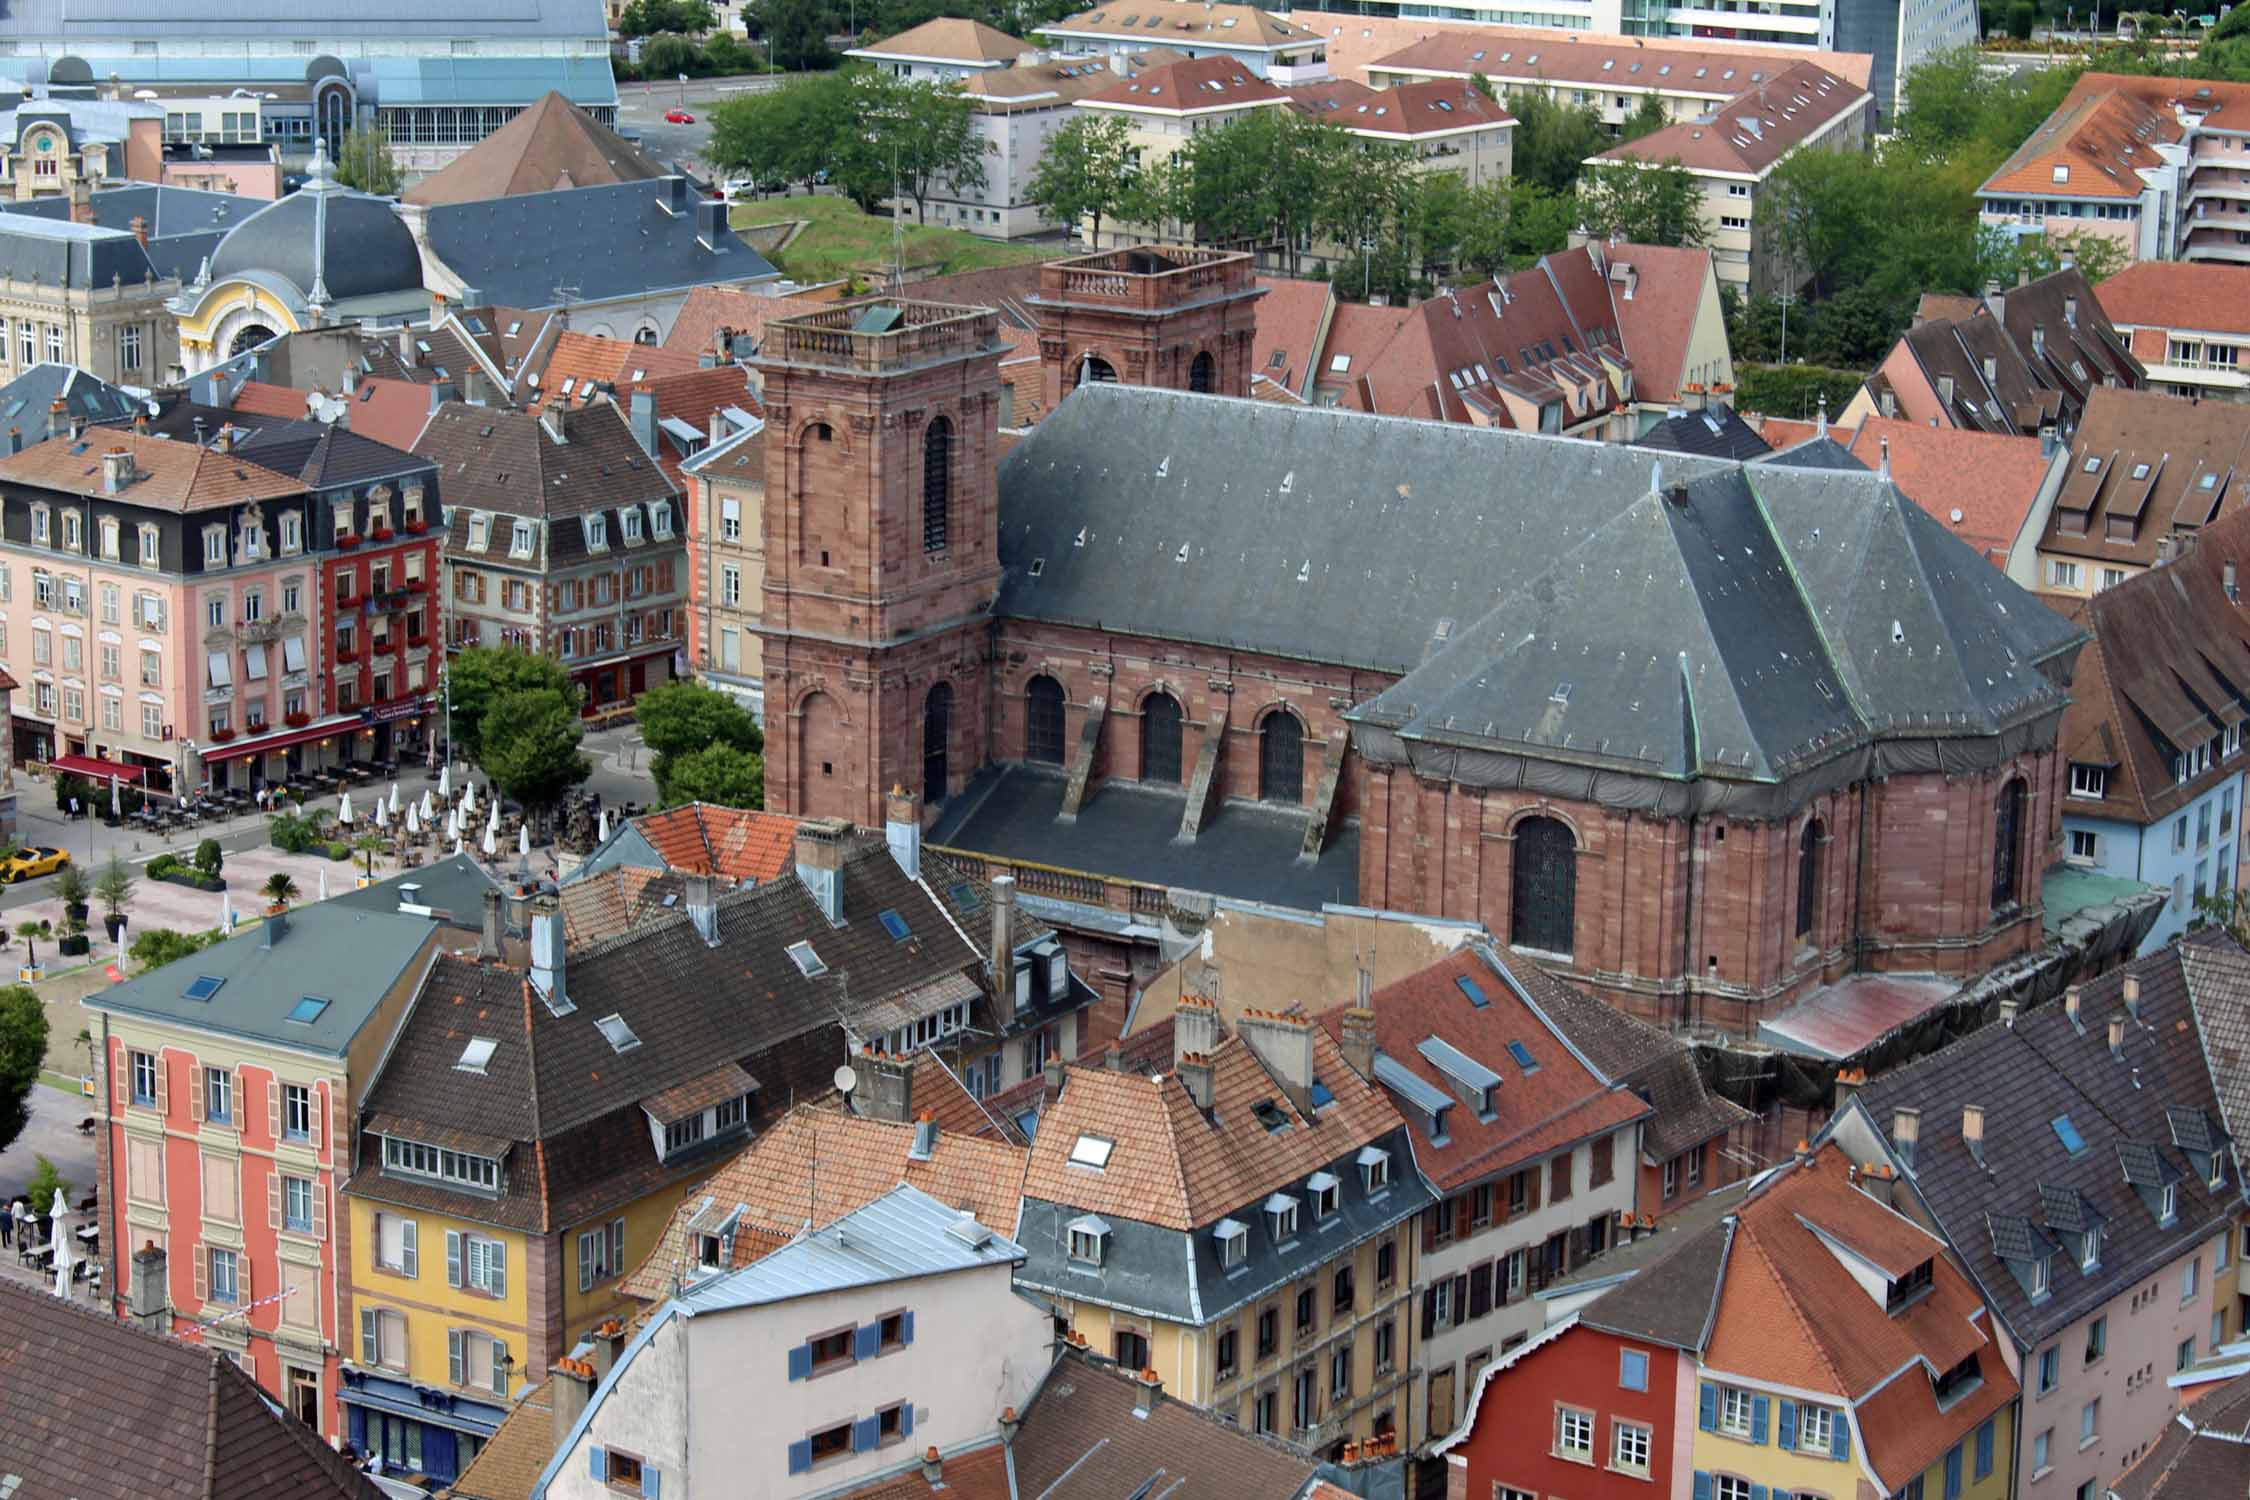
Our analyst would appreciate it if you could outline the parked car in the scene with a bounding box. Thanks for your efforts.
[665,108,696,124]
[0,846,70,882]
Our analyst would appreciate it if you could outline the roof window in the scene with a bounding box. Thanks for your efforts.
[878,908,910,943]
[2083,455,2102,474]
[456,1037,497,1073]
[1507,1040,1537,1072]
[2132,462,2150,480]
[1215,1217,1248,1268]
[286,995,330,1025]
[595,1013,641,1053]
[1252,1099,1293,1133]
[183,975,224,1002]
[786,940,827,978]
[1068,1134,1115,1169]
[1454,974,1489,1008]
[2052,1114,2088,1155]
[1067,1214,1109,1265]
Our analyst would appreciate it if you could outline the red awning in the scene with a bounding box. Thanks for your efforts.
[50,754,146,783]
[198,714,360,764]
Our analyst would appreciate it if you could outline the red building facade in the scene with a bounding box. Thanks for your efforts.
[1440,1320,1691,1500]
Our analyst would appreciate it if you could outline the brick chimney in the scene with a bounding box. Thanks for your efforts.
[1237,1008,1316,1116]
[479,885,505,960]
[550,1357,596,1448]
[128,1239,168,1333]
[1133,1365,1163,1415]
[989,873,1017,1019]
[857,1047,914,1123]
[1339,967,1377,1082]
[100,448,133,495]
[793,818,849,924]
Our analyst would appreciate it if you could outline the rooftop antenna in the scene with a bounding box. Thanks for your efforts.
[551,283,581,332]
[1815,391,1827,439]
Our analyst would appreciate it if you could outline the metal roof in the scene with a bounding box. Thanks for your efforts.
[1416,1035,1501,1092]
[1371,1051,1453,1117]
[674,1183,1024,1315]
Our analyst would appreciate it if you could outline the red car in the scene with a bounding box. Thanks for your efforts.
[665,108,695,124]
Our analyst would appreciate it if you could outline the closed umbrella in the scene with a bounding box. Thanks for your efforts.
[596,808,610,844]
[318,868,328,902]
[517,825,531,859]
[388,782,401,817]
[420,790,435,823]
[337,791,355,827]
[482,822,497,858]
[406,804,420,836]
[49,1187,71,1299]
[438,765,451,800]
[109,776,120,818]
[486,801,502,840]
[373,798,388,830]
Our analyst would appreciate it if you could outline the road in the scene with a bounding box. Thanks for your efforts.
[614,74,793,177]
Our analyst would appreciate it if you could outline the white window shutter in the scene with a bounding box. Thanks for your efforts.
[191,1241,206,1303]
[111,1046,126,1111]
[402,1218,419,1279]
[360,1308,378,1365]
[490,1241,506,1301]
[446,1229,462,1289]
[448,1328,465,1387]
[154,1056,167,1118]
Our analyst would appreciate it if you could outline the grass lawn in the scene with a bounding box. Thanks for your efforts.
[730,193,1057,286]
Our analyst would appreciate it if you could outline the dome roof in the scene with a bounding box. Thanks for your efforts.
[206,144,422,307]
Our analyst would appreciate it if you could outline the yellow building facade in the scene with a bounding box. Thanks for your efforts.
[1690,1376,2012,1500]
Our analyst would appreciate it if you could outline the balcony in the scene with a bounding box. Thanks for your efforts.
[764,300,1003,374]
[1037,245,1258,314]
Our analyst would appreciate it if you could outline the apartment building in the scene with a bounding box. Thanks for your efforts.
[2051,504,2250,947]
[1038,0,1331,83]
[844,17,1035,81]
[539,1184,1049,1500]
[1585,60,1873,294]
[2097,260,2250,402]
[947,50,1179,239]
[418,399,688,718]
[0,98,162,201]
[1283,79,1514,187]
[1072,56,1293,248]
[1832,939,2244,1500]
[680,403,765,716]
[85,901,444,1444]
[1014,996,1436,1457]
[0,213,176,386]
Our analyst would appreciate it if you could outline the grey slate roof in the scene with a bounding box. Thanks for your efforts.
[1577,1213,1731,1350]
[674,1182,1024,1314]
[422,177,775,312]
[205,164,423,307]
[83,902,431,1056]
[235,417,432,489]
[331,852,501,929]
[0,362,140,433]
[0,212,160,288]
[1847,935,2244,1347]
[0,183,267,283]
[1634,405,1772,461]
[1754,432,1866,471]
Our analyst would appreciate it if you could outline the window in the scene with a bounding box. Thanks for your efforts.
[1720,1386,1754,1437]
[2087,1315,2107,1363]
[510,520,534,558]
[1362,1149,1391,1194]
[1992,779,2025,910]
[283,1175,314,1232]
[1799,1404,1834,1452]
[2069,828,2098,861]
[1376,1238,1395,1288]
[204,1067,232,1123]
[1374,1316,1395,1372]
[584,514,607,552]
[720,496,742,541]
[383,1135,499,1191]
[1663,1157,1680,1199]
[2049,559,2083,589]
[1796,819,1822,938]
[1189,350,1216,393]
[804,1421,852,1468]
[448,1230,507,1296]
[2038,1345,2059,1393]
[1114,1329,1149,1369]
[720,563,741,607]
[2080,1397,2099,1446]
[1511,816,1577,956]
[577,1219,625,1291]
[1715,1476,1752,1500]
[1256,1305,1278,1358]
[2185,1256,2202,1302]
[130,1050,156,1106]
[1330,1344,1351,1399]
[2033,1428,2052,1475]
[119,323,143,371]
[1612,1419,1651,1474]
[1068,1220,1107,1264]
[1620,1348,1649,1391]
[360,1307,407,1369]
[373,1212,418,1276]
[599,1448,644,1487]
[2180,1335,2197,1371]
[1025,674,1065,763]
[1140,691,1183,784]
[1269,1198,1299,1242]
[1333,1264,1354,1314]
[1556,1406,1594,1460]
[923,415,952,551]
[1260,710,1304,802]
[208,1247,239,1304]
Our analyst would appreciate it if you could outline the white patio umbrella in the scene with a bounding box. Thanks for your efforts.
[318,868,328,902]
[453,835,465,856]
[388,782,402,817]
[220,889,233,930]
[405,804,420,836]
[481,822,497,858]
[420,790,435,823]
[596,808,610,844]
[108,776,120,818]
[438,764,452,800]
[517,825,530,859]
[373,798,388,830]
[486,801,502,840]
[337,790,355,826]
[49,1187,71,1299]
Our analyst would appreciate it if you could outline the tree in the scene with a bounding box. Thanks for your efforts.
[757,0,831,71]
[1506,90,1611,193]
[261,872,300,910]
[636,680,764,801]
[641,33,704,79]
[872,76,989,225]
[662,743,767,808]
[1027,114,1140,247]
[1620,92,1672,143]
[479,689,592,815]
[333,125,403,196]
[448,647,579,765]
[619,0,717,34]
[2007,225,2131,284]
[129,927,222,973]
[94,853,134,930]
[25,1153,72,1216]
[1578,160,1710,248]
[193,838,223,878]
[0,984,46,1155]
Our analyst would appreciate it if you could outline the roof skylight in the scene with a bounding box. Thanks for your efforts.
[457,1037,497,1073]
[786,940,828,977]
[1069,1134,1115,1169]
[286,995,329,1025]
[596,1013,641,1053]
[183,975,225,1002]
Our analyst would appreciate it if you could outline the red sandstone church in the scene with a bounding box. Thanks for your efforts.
[747,245,2087,1038]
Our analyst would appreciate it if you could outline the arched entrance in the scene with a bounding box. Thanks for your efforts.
[228,323,279,358]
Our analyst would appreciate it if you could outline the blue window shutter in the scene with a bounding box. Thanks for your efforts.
[854,1323,881,1360]
[787,1343,812,1381]
[901,1310,915,1347]
[1778,1398,1796,1451]
[1693,1471,1714,1500]
[1751,1394,1770,1445]
[787,1440,812,1475]
[1945,1443,1963,1500]
[589,1446,607,1482]
[1975,1419,1994,1479]
[902,1404,915,1437]
[1750,1487,1767,1500]
[1698,1382,1718,1433]
[1834,1418,1852,1462]
[853,1416,881,1452]
[642,1467,661,1499]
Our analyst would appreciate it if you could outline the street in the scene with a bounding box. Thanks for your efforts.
[613,74,790,175]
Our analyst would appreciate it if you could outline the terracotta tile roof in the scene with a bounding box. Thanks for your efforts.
[447,1380,557,1500]
[1250,275,1334,397]
[904,1047,1030,1145]
[2111,1369,2250,1500]
[621,1103,1028,1299]
[662,285,829,361]
[631,803,802,881]
[1606,242,1717,405]
[1842,415,2051,567]
[1981,73,2183,201]
[339,375,439,451]
[1284,77,1511,137]
[850,16,1032,64]
[1042,0,1323,49]
[558,864,681,946]
[232,379,314,419]
[0,428,307,510]
[1360,25,1874,94]
[526,330,699,413]
[405,90,667,207]
[2042,385,2250,570]
[0,1276,383,1499]
[1080,55,1290,114]
[2176,934,2250,1153]
[831,1440,1013,1500]
[2101,259,2250,338]
[958,49,1182,114]
[1595,61,1868,176]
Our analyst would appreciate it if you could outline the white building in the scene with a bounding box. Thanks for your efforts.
[846,17,1036,83]
[1038,0,1331,84]
[535,1183,1050,1500]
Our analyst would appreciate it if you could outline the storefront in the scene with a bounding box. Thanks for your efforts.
[339,1367,504,1488]
[571,648,676,718]
[194,698,436,791]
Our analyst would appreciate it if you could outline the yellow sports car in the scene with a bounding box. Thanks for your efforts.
[0,846,69,882]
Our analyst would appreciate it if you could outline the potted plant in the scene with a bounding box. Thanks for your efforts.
[260,870,299,917]
[53,861,89,929]
[95,852,134,940]
[283,709,311,728]
[209,727,236,743]
[193,839,224,882]
[354,831,385,883]
[16,918,41,981]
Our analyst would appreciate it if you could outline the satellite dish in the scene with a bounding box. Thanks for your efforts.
[833,1065,858,1096]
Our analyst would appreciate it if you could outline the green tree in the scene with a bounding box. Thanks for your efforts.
[479,689,592,815]
[662,742,767,808]
[757,0,832,71]
[872,76,989,224]
[2006,225,2131,284]
[619,0,717,35]
[0,984,47,1154]
[448,647,579,765]
[25,1153,72,1214]
[636,680,764,801]
[1578,160,1710,248]
[332,125,403,196]
[129,927,222,973]
[1505,89,1611,193]
[641,33,705,79]
[261,872,299,909]
[1620,92,1672,143]
[94,853,134,929]
[1027,114,1140,247]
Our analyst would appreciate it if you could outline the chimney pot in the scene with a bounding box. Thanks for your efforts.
[2000,996,2019,1028]
[922,1447,943,1483]
[1891,1106,1921,1171]
[989,874,1018,1019]
[2065,985,2083,1028]
[2122,973,2141,1013]
[885,785,921,881]
[2109,1013,2126,1057]
[793,818,849,924]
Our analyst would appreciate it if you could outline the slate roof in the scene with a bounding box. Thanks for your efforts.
[234,416,433,489]
[405,89,666,206]
[1880,269,2140,439]
[417,398,682,564]
[1577,1213,1732,1350]
[0,1275,383,1499]
[2110,1370,2250,1500]
[0,362,141,435]
[423,176,777,312]
[1848,934,2245,1348]
[205,158,424,307]
[1635,405,1772,461]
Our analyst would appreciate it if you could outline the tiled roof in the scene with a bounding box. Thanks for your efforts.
[957,49,1182,114]
[2099,258,2250,338]
[1842,415,2049,568]
[1850,937,2244,1348]
[1323,944,1650,1191]
[850,16,1032,64]
[0,427,306,510]
[1578,1214,1732,1349]
[447,1380,557,1500]
[405,90,666,207]
[1284,77,1511,136]
[0,1276,382,1499]
[416,398,679,535]
[558,863,682,946]
[1981,74,2182,200]
[337,375,439,451]
[1250,275,1334,397]
[904,1046,1030,1144]
[620,1103,1027,1299]
[830,1439,1012,1500]
[1080,55,1289,113]
[660,285,829,361]
[632,802,802,881]
[2055,503,2250,826]
[232,379,314,419]
[1364,26,1874,93]
[2042,385,2250,571]
[525,330,699,413]
[1606,242,1717,406]
[2177,933,2250,1151]
[1040,0,1322,48]
[2111,1370,2250,1500]
[1595,61,1868,176]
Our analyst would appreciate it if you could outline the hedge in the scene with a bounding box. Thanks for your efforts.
[1732,363,1866,423]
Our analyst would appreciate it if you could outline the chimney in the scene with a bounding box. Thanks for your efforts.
[2000,996,2019,1028]
[1339,997,1377,1083]
[1878,436,1891,482]
[909,1116,938,1160]
[2108,1013,2126,1058]
[479,885,505,959]
[128,1239,168,1332]
[858,1048,914,1123]
[550,1358,595,1448]
[684,872,719,945]
[2041,424,2058,458]
[68,409,87,441]
[191,415,206,448]
[695,196,727,243]
[2065,984,2083,1032]
[1981,356,1998,388]
[212,423,235,455]
[1984,278,2005,322]
[2122,973,2142,1017]
[999,1408,1022,1445]
[921,1448,944,1485]
[67,174,92,224]
[128,214,148,246]
[2065,295,2078,328]
[1237,1009,1316,1116]
[398,325,417,367]
[588,1318,628,1377]
[794,818,849,924]
[427,378,458,414]
[885,785,921,881]
[628,389,660,461]
[1891,1106,1920,1172]
[989,874,1018,1019]
[1133,1366,1163,1416]
[2017,264,2031,289]
[100,447,132,494]
[1962,1103,1985,1166]
[261,904,287,949]
[529,896,569,1012]
[1834,1066,1864,1112]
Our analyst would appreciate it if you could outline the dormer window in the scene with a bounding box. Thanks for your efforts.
[510,520,535,559]
[2031,1253,2051,1300]
[2161,1183,2179,1224]
[333,500,354,537]
[651,504,674,540]
[622,506,644,544]
[585,514,608,552]
[1932,1352,1983,1406]
[1358,1144,1391,1194]
[1308,1170,1340,1220]
[1885,1257,1935,1314]
[2080,1226,2102,1271]
[468,512,491,551]
[1215,1217,1247,1269]
[1265,1193,1300,1244]
[1067,1214,1109,1265]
